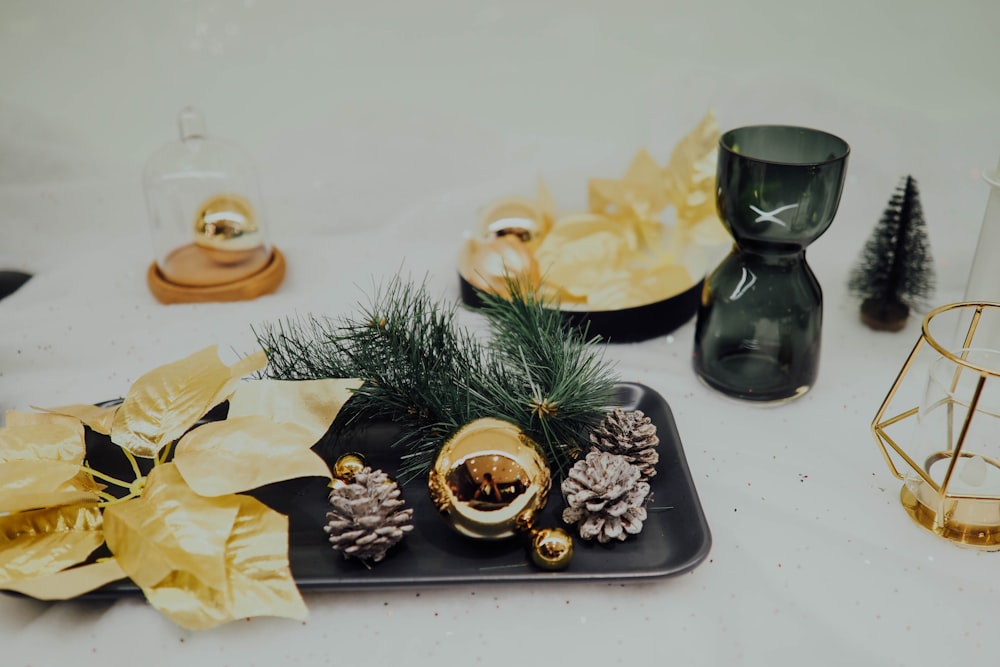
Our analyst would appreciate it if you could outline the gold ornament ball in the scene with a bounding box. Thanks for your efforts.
[428,418,551,541]
[334,452,366,483]
[479,196,552,245]
[193,193,264,264]
[457,235,541,297]
[530,527,574,571]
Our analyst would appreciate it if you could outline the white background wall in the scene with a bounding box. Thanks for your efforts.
[1,0,999,296]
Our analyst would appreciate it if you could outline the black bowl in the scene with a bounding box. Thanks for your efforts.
[458,274,703,344]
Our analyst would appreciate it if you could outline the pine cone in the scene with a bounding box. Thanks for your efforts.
[561,450,650,543]
[325,467,414,565]
[589,408,660,480]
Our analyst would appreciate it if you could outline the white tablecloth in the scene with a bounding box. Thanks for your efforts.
[2,1,999,665]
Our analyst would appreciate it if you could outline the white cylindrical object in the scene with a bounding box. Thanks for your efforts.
[962,158,1000,302]
[955,158,1000,348]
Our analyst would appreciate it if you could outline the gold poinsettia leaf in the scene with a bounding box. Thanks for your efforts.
[142,494,305,630]
[105,463,303,630]
[0,504,104,588]
[537,213,630,260]
[0,420,86,464]
[103,463,239,591]
[30,403,118,435]
[0,460,98,512]
[227,378,363,442]
[110,347,267,458]
[173,416,330,496]
[1,558,127,600]
[588,149,669,221]
[632,262,695,303]
[5,409,85,431]
[0,420,98,512]
[536,179,557,239]
[663,109,723,232]
[220,495,306,624]
[535,213,631,302]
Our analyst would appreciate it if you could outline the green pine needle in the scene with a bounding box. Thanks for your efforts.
[252,275,619,483]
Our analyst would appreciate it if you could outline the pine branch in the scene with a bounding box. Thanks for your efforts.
[475,280,618,474]
[253,276,619,483]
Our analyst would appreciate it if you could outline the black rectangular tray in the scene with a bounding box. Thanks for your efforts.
[84,382,711,595]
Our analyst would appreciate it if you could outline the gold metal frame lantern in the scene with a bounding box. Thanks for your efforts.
[873,301,1000,550]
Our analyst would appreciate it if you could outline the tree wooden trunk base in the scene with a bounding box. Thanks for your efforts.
[860,298,910,332]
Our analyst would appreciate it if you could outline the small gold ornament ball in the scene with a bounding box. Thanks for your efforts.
[334,453,366,483]
[428,418,551,541]
[530,527,574,571]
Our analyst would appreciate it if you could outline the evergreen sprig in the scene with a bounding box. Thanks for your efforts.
[252,276,618,483]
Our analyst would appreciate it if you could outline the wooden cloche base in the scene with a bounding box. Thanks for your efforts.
[147,247,286,304]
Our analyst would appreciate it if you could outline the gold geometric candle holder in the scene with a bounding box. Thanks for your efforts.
[872,302,1000,550]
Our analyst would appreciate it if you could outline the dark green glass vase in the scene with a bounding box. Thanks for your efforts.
[693,125,849,402]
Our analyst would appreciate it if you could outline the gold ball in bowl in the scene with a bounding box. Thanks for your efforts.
[530,526,574,571]
[428,418,551,541]
[479,197,551,245]
[457,235,541,297]
[193,193,264,264]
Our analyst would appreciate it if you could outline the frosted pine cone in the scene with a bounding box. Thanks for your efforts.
[325,467,414,565]
[561,450,650,543]
[589,408,660,480]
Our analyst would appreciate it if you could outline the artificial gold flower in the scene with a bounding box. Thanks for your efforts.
[0,346,361,630]
[471,111,723,310]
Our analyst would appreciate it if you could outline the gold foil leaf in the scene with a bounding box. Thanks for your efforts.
[0,420,86,464]
[173,416,331,496]
[105,463,303,630]
[534,214,630,303]
[210,495,305,624]
[5,410,83,430]
[588,149,669,221]
[0,460,98,512]
[663,109,722,230]
[110,347,267,458]
[227,378,363,442]
[140,494,305,630]
[0,504,104,587]
[632,264,694,303]
[33,403,117,435]
[1,558,127,600]
[535,179,557,240]
[103,463,238,591]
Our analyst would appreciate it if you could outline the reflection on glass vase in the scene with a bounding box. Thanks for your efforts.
[693,125,850,402]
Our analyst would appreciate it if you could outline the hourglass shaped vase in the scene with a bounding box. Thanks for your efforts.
[693,125,849,402]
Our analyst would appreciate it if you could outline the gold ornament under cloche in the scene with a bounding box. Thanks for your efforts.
[193,194,266,265]
[143,107,284,304]
[428,417,551,540]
